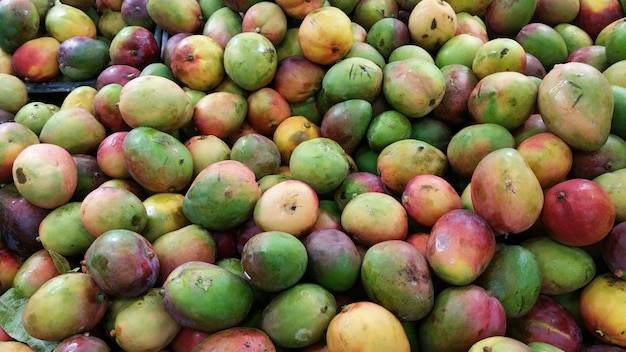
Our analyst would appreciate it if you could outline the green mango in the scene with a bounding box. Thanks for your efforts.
[162,261,254,332]
[38,202,96,257]
[521,236,596,295]
[474,245,542,318]
[260,283,337,349]
[183,160,261,231]
[322,57,383,103]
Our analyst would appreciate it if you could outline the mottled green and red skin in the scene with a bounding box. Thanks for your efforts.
[84,229,159,297]
[417,285,507,352]
[426,209,496,286]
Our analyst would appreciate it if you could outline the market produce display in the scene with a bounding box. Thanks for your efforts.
[1,0,626,350]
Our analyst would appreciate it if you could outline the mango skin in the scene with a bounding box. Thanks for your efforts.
[474,245,542,318]
[521,236,596,295]
[113,288,181,352]
[183,160,261,231]
[122,126,193,193]
[417,285,506,352]
[260,283,337,348]
[538,62,614,152]
[21,273,108,342]
[361,240,434,321]
[162,261,254,332]
[471,148,543,235]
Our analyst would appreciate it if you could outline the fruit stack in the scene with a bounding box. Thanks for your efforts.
[0,0,626,351]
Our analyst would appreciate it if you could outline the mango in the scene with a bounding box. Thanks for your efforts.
[426,209,496,286]
[12,249,62,298]
[302,228,362,292]
[261,283,337,348]
[38,202,96,257]
[162,261,253,332]
[0,0,40,53]
[21,273,108,341]
[240,230,308,292]
[118,75,194,132]
[183,160,261,231]
[12,143,78,210]
[538,62,613,151]
[361,240,434,321]
[289,137,351,195]
[45,2,96,42]
[322,57,383,103]
[383,58,446,118]
[417,285,506,352]
[447,122,516,178]
[122,126,193,193]
[84,229,159,297]
[471,148,543,235]
[474,244,542,318]
[326,301,410,352]
[321,99,373,152]
[469,336,533,352]
[112,288,181,351]
[521,236,596,295]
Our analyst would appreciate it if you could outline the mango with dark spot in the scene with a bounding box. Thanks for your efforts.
[322,57,383,104]
[361,240,434,321]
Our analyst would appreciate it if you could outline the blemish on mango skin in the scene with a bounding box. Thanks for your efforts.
[15,167,27,183]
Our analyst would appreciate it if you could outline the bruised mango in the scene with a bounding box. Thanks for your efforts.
[361,240,434,321]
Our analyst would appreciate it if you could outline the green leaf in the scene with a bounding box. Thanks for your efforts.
[0,288,58,352]
[47,250,71,274]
